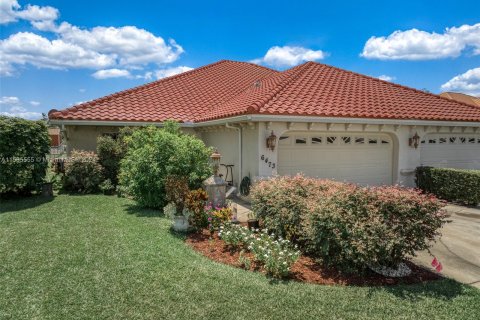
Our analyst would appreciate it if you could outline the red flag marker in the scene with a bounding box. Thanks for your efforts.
[435,262,443,273]
[431,257,439,268]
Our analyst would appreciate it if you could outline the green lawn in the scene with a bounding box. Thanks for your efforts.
[0,195,479,320]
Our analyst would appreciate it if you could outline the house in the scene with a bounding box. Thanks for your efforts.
[48,60,480,187]
[440,92,480,108]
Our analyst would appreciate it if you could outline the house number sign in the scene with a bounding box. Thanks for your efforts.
[260,154,276,169]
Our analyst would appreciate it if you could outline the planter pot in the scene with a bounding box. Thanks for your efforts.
[42,182,53,197]
[247,219,259,230]
[173,215,189,232]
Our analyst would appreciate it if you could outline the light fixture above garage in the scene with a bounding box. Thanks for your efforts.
[266,131,277,151]
[409,132,420,149]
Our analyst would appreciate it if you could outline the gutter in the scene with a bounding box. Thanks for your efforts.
[225,122,242,192]
[49,115,480,128]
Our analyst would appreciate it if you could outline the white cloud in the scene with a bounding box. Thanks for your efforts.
[1,2,184,76]
[361,23,480,60]
[92,68,132,79]
[153,66,193,79]
[0,96,42,119]
[377,75,395,82]
[1,32,115,73]
[0,0,58,25]
[29,100,40,106]
[252,46,327,68]
[441,67,480,96]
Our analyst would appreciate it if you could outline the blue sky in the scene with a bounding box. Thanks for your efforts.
[1,0,479,119]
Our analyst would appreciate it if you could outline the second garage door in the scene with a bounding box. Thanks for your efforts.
[277,132,393,186]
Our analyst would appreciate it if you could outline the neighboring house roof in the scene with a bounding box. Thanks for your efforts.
[49,60,480,123]
[440,92,480,108]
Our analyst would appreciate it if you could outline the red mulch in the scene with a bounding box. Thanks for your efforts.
[186,229,442,286]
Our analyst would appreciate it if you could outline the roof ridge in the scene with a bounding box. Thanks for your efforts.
[50,60,272,119]
[246,62,311,113]
[307,61,480,113]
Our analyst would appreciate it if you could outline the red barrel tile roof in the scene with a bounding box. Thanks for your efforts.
[49,60,480,123]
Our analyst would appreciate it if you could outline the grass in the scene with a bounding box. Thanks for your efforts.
[0,195,479,320]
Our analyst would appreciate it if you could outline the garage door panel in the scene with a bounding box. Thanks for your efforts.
[420,134,480,170]
[277,132,393,186]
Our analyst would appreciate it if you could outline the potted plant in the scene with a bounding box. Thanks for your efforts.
[247,211,259,230]
[164,202,191,232]
[165,175,191,232]
[41,172,57,197]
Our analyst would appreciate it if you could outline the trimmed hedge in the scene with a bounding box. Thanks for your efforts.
[0,116,50,194]
[251,175,447,273]
[416,166,480,206]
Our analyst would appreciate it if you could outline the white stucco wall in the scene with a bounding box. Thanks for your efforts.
[200,124,259,187]
[63,121,479,189]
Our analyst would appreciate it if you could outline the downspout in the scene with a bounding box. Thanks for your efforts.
[225,123,242,191]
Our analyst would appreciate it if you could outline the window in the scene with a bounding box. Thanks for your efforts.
[311,137,323,144]
[279,136,290,145]
[295,137,307,144]
[439,137,447,144]
[368,138,377,144]
[355,137,365,144]
[341,136,351,144]
[327,136,337,144]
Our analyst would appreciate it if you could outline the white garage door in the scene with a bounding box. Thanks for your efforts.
[277,132,393,185]
[420,133,480,169]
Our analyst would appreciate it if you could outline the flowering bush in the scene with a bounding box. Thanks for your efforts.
[219,223,300,278]
[62,150,103,193]
[251,175,447,273]
[206,205,232,233]
[185,189,209,229]
[251,175,343,241]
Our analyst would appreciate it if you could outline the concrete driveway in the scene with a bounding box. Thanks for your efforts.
[413,204,480,288]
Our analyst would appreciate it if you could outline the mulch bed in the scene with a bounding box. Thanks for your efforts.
[186,229,442,286]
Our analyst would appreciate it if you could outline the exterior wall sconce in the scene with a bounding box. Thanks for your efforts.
[409,132,420,149]
[266,131,277,151]
[210,149,221,176]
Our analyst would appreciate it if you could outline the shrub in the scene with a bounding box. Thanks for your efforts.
[62,150,103,193]
[251,175,343,241]
[97,136,122,185]
[185,189,209,229]
[303,185,446,273]
[99,179,115,195]
[119,124,212,208]
[219,223,300,278]
[251,175,447,273]
[0,116,50,195]
[416,166,480,205]
[96,127,135,185]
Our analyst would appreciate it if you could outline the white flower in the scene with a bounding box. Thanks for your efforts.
[283,262,287,265]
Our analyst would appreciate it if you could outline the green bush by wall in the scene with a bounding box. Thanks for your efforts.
[119,122,212,209]
[0,116,50,194]
[416,166,480,206]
